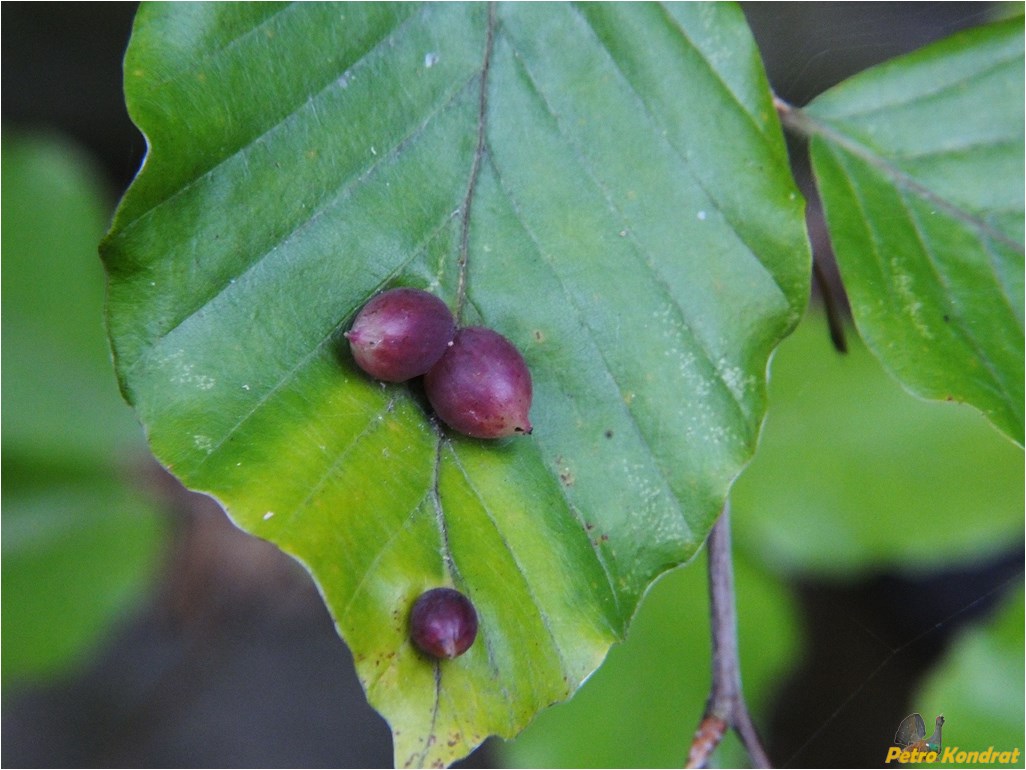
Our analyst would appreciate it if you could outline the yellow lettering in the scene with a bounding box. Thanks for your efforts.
[885,747,902,763]
[926,746,1026,765]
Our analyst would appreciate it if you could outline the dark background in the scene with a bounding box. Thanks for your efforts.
[2,3,1020,767]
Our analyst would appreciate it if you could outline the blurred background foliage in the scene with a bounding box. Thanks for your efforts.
[2,132,165,684]
[2,3,1021,768]
[916,587,1025,761]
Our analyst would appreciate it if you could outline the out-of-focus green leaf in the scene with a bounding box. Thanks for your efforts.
[732,313,1023,574]
[801,18,1024,444]
[495,548,797,768]
[2,136,145,461]
[2,468,164,680]
[913,587,1024,767]
[1,134,165,685]
[101,4,809,764]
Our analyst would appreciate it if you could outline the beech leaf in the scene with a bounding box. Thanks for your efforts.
[101,4,809,765]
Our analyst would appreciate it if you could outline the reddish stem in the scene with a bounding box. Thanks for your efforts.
[686,503,771,768]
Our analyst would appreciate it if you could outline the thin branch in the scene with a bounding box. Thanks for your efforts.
[772,94,803,136]
[774,96,848,354]
[812,256,848,354]
[686,503,771,769]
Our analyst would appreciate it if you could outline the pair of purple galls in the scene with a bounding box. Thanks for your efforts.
[345,287,533,440]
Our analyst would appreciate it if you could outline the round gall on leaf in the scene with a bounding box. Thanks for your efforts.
[424,326,533,439]
[409,587,478,660]
[345,288,455,382]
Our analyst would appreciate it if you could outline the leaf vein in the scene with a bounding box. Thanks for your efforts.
[454,1,497,323]
[135,3,298,94]
[805,114,1025,254]
[339,500,425,629]
[813,47,1023,122]
[121,6,421,232]
[651,2,773,143]
[898,190,1021,406]
[570,3,795,308]
[488,153,693,539]
[137,73,477,355]
[505,33,757,429]
[446,446,575,680]
[177,235,440,470]
[827,143,1017,412]
[282,395,398,529]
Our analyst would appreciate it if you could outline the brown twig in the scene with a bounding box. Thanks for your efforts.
[772,94,807,137]
[774,94,849,354]
[686,503,771,768]
[812,257,848,354]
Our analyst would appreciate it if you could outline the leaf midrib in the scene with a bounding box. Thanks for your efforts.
[804,111,1025,255]
[823,143,1021,415]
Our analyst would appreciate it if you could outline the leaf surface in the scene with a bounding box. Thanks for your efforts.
[102,4,809,765]
[802,19,1025,444]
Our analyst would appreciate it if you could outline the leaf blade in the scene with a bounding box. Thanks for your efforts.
[804,18,1025,444]
[103,3,810,765]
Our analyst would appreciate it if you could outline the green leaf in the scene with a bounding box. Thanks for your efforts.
[914,587,1025,767]
[801,18,1025,445]
[101,4,809,765]
[1,133,165,684]
[732,312,1023,574]
[2,468,164,683]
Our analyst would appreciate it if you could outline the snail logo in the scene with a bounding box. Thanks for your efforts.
[884,713,1022,765]
[885,713,943,764]
[896,713,945,753]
